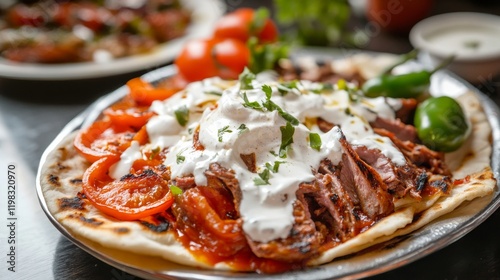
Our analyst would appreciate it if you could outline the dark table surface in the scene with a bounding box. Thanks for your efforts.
[1,0,500,279]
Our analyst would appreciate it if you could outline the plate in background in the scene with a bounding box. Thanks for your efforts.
[0,0,224,81]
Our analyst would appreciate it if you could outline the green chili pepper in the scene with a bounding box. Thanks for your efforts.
[362,51,454,99]
[414,96,470,152]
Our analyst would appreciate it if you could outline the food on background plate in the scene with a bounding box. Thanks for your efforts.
[38,8,496,274]
[0,0,190,63]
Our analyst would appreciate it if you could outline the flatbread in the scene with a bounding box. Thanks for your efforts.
[39,55,497,272]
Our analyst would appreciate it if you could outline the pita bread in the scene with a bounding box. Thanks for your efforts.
[39,55,497,272]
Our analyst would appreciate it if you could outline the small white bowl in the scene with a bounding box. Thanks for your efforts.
[409,12,500,83]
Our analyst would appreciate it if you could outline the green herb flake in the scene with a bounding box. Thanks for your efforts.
[239,67,256,90]
[218,125,233,142]
[204,90,222,96]
[169,185,183,195]
[265,161,285,173]
[176,150,186,164]
[309,133,322,151]
[262,84,273,99]
[241,92,263,111]
[237,124,248,135]
[254,168,271,186]
[149,147,161,160]
[174,105,189,126]
[279,122,295,158]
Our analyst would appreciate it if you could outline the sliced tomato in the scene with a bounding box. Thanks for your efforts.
[175,38,250,81]
[213,8,278,43]
[74,120,133,163]
[127,77,178,106]
[83,157,174,221]
[103,100,154,130]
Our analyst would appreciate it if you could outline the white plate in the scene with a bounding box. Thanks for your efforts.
[0,0,224,81]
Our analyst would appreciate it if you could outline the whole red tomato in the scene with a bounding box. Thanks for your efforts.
[213,8,278,43]
[367,0,433,34]
[175,38,250,81]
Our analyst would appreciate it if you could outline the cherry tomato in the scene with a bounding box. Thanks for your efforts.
[127,77,178,106]
[213,38,250,79]
[213,8,278,43]
[73,120,133,163]
[82,157,174,221]
[367,0,433,34]
[175,38,250,81]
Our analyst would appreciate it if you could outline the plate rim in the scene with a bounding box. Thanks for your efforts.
[36,50,500,280]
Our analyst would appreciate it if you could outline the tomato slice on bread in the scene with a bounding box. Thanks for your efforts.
[82,157,174,221]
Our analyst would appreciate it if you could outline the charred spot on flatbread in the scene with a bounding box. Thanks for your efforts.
[48,174,60,187]
[59,196,85,211]
[70,178,82,185]
[67,213,104,227]
[113,227,130,234]
[140,218,170,233]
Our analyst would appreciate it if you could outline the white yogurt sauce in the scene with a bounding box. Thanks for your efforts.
[111,77,406,243]
[425,26,500,58]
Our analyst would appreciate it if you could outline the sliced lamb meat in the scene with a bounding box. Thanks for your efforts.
[353,145,426,199]
[370,116,419,143]
[374,128,451,176]
[395,98,418,123]
[204,163,321,262]
[245,200,321,262]
[337,135,394,218]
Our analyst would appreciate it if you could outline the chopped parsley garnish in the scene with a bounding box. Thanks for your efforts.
[174,105,189,126]
[254,168,271,185]
[169,185,183,195]
[279,122,295,158]
[309,133,322,151]
[176,150,186,164]
[242,92,263,111]
[204,90,222,96]
[260,85,300,125]
[265,161,285,173]
[237,124,248,135]
[276,80,300,95]
[149,146,161,160]
[218,125,233,142]
[310,83,334,94]
[239,67,256,90]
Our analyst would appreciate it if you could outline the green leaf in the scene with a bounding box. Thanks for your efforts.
[218,125,233,142]
[241,92,263,111]
[262,84,273,100]
[254,168,271,185]
[239,67,256,90]
[277,106,299,126]
[169,185,183,195]
[237,124,248,135]
[174,105,189,126]
[265,161,285,173]
[309,133,322,151]
[176,152,185,164]
[279,122,295,158]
